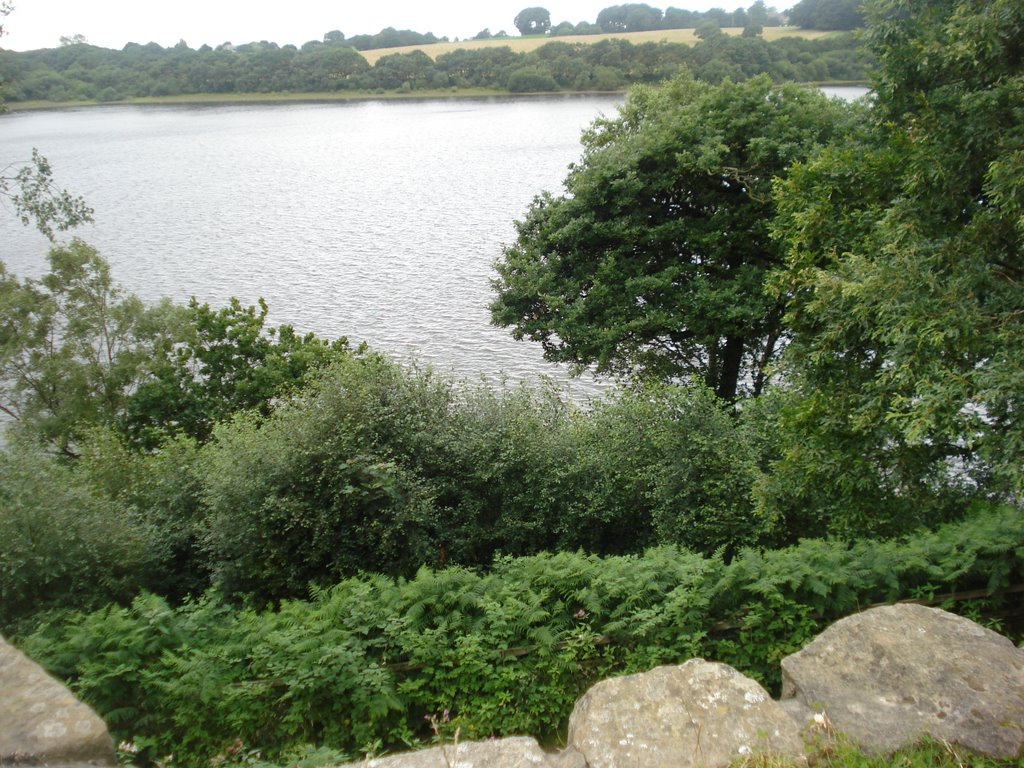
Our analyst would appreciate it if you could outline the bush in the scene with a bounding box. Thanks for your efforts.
[78,429,209,600]
[200,354,443,599]
[563,383,765,556]
[21,506,1023,765]
[507,66,558,92]
[0,446,153,629]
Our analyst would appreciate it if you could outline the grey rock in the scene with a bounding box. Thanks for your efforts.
[780,603,1024,757]
[355,736,585,768]
[568,659,806,768]
[0,633,116,766]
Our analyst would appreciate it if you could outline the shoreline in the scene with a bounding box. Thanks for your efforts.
[2,81,868,112]
[3,88,613,111]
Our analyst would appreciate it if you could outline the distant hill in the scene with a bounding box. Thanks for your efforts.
[358,26,839,64]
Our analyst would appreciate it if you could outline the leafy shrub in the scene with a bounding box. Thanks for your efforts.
[20,505,1023,765]
[427,380,578,564]
[507,66,558,92]
[0,446,153,628]
[560,383,767,556]
[78,429,209,600]
[201,354,445,599]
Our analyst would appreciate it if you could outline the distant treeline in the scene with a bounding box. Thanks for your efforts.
[0,32,866,102]
[476,2,787,39]
[331,0,862,44]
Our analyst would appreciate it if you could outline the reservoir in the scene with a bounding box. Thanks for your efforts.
[0,88,867,397]
[1,96,624,397]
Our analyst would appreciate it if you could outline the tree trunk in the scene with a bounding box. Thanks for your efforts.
[714,335,745,401]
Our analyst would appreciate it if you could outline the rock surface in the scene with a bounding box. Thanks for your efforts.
[780,603,1024,757]
[354,736,585,767]
[0,633,116,766]
[568,659,806,768]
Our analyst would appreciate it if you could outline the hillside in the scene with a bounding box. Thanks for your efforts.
[358,26,840,64]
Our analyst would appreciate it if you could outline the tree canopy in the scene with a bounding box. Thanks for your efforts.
[762,0,1024,531]
[786,0,865,30]
[513,7,552,36]
[491,73,857,399]
[597,3,664,32]
[0,33,867,103]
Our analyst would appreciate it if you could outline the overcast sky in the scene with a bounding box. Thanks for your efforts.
[1,0,750,52]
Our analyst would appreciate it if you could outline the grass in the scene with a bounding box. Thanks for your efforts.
[357,26,842,64]
[737,736,1024,768]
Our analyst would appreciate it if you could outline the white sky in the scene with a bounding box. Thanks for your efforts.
[1,0,752,52]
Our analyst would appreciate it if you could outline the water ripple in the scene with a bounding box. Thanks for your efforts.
[0,97,624,401]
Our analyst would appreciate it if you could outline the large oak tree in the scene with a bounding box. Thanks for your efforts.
[490,73,856,399]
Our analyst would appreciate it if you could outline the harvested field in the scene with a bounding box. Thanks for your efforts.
[358,27,840,64]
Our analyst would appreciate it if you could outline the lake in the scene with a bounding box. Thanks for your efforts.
[1,95,627,398]
[0,87,868,399]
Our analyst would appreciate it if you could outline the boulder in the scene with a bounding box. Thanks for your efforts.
[0,633,116,766]
[780,603,1024,757]
[352,736,585,767]
[568,659,806,768]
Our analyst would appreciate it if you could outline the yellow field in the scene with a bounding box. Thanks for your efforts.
[358,27,838,65]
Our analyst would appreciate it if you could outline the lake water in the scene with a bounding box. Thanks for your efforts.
[1,96,626,398]
[0,87,868,400]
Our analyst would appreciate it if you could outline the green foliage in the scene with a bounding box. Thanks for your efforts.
[598,4,659,32]
[196,354,778,601]
[22,592,203,756]
[78,429,209,600]
[513,7,552,36]
[506,66,558,92]
[0,33,869,103]
[565,383,766,555]
[343,28,445,52]
[121,296,350,447]
[0,149,93,240]
[491,73,859,398]
[425,380,577,563]
[1,240,349,454]
[787,0,865,30]
[763,0,1024,529]
[0,239,182,455]
[0,446,152,627]
[20,505,1023,766]
[200,354,443,599]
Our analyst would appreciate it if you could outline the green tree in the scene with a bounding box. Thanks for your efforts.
[787,0,864,30]
[121,296,350,448]
[369,49,435,90]
[763,0,1024,533]
[694,18,725,41]
[597,4,663,32]
[491,73,857,399]
[514,7,552,36]
[0,240,179,455]
[507,64,558,92]
[59,33,88,46]
[744,0,768,35]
